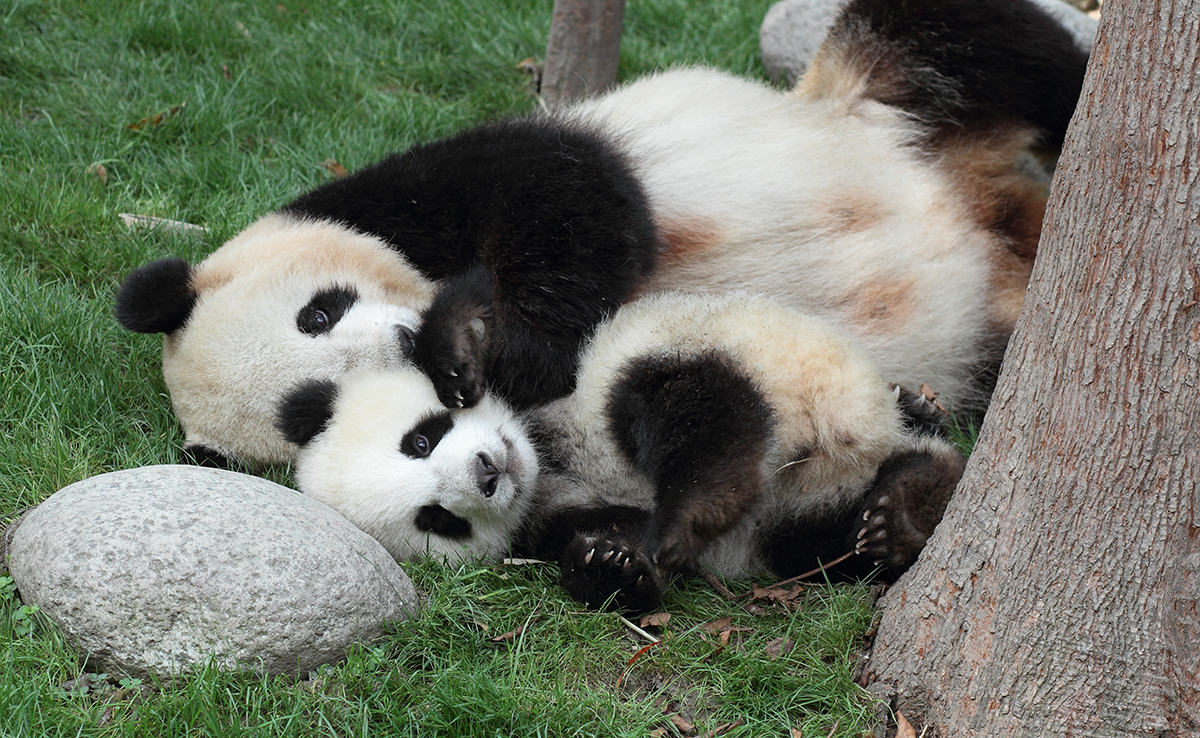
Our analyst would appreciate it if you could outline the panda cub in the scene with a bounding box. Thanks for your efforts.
[114,0,1090,469]
[278,293,965,612]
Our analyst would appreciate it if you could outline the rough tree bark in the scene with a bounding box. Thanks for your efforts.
[541,0,624,104]
[864,1,1200,735]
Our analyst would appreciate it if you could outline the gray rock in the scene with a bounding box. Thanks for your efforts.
[760,0,845,85]
[760,0,1098,86]
[7,465,419,681]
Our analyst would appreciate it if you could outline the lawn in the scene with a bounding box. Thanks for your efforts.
[0,0,881,735]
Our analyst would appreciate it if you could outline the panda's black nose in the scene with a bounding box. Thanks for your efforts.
[476,452,500,497]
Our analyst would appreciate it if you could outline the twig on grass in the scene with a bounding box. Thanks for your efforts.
[618,614,661,644]
[732,550,857,599]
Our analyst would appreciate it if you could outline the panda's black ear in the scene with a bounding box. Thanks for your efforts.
[114,257,197,334]
[277,379,339,447]
[181,444,236,469]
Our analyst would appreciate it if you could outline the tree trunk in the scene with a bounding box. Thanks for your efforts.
[541,0,624,104]
[864,1,1200,735]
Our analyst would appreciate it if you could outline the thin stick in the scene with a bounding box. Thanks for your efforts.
[703,571,735,600]
[618,615,661,644]
[733,550,857,599]
[701,719,742,738]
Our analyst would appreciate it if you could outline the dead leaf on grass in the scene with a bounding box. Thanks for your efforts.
[86,163,107,185]
[118,213,209,236]
[640,612,671,628]
[322,158,349,178]
[127,102,186,131]
[669,713,696,734]
[764,636,794,660]
[489,625,525,643]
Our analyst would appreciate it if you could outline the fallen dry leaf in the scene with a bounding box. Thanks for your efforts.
[896,711,917,738]
[489,625,525,643]
[669,714,695,734]
[322,158,349,178]
[127,102,186,131]
[86,163,107,185]
[640,612,671,628]
[764,636,794,660]
[118,213,209,236]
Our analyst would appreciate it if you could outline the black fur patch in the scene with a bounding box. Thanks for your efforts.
[760,498,881,583]
[296,286,358,336]
[281,116,660,411]
[114,257,196,334]
[560,531,664,613]
[181,443,234,469]
[276,379,339,446]
[400,411,454,459]
[855,446,965,575]
[414,504,472,540]
[827,0,1089,146]
[605,350,776,571]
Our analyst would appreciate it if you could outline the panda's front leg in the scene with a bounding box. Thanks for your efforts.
[560,531,665,613]
[413,266,491,409]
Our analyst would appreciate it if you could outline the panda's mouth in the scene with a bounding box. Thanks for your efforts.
[414,504,472,540]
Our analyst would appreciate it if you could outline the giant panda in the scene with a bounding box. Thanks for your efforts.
[277,292,966,612]
[114,0,1089,468]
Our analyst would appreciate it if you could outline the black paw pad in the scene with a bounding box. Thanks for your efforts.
[893,384,950,436]
[853,447,965,578]
[560,533,664,613]
[416,316,486,409]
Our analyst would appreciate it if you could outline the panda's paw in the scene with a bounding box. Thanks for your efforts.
[892,384,950,436]
[855,497,925,575]
[560,533,664,613]
[854,446,964,577]
[416,316,486,409]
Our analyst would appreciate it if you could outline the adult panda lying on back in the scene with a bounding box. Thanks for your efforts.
[115,0,1089,468]
[278,293,965,612]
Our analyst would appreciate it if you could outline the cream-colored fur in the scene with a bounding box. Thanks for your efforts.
[564,67,998,410]
[161,65,1016,466]
[164,214,434,464]
[291,293,932,580]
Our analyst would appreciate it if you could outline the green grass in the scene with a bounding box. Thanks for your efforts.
[0,0,881,735]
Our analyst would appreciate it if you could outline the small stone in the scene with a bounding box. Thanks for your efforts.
[7,465,419,681]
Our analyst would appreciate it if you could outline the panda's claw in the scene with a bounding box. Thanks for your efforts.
[853,446,963,577]
[561,532,663,613]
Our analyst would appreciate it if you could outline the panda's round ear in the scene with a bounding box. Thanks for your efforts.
[114,257,197,334]
[276,379,339,447]
[181,444,237,469]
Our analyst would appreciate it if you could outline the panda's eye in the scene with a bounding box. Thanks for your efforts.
[397,325,416,359]
[298,286,358,336]
[412,434,430,457]
[401,411,454,459]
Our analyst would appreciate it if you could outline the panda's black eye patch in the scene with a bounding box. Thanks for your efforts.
[297,286,359,336]
[401,411,454,459]
[414,504,472,540]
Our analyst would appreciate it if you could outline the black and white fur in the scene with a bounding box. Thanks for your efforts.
[279,293,966,612]
[116,0,1088,467]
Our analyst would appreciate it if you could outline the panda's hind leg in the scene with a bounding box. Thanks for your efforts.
[605,349,777,573]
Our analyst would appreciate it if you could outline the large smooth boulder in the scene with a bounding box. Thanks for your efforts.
[7,465,419,681]
[760,0,1099,86]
